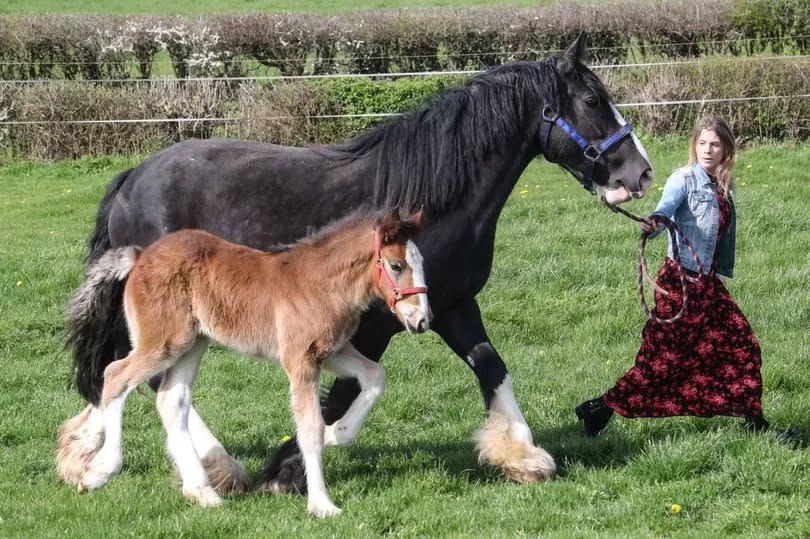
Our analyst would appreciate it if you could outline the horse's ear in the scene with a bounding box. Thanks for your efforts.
[563,32,587,64]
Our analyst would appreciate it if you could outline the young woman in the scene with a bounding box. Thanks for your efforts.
[576,115,796,438]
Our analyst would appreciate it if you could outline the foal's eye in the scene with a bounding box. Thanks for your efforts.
[389,262,402,273]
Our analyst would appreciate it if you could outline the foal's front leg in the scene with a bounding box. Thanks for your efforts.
[284,355,340,517]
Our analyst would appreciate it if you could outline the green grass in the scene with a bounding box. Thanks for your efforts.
[0,0,552,15]
[1,138,809,536]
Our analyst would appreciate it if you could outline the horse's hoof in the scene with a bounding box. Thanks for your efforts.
[254,439,307,495]
[308,500,341,518]
[475,413,556,483]
[201,447,250,493]
[183,485,223,507]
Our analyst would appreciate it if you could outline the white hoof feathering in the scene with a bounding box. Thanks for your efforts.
[309,500,342,518]
[56,405,105,486]
[183,485,224,507]
[200,446,250,493]
[77,460,119,492]
[475,412,556,483]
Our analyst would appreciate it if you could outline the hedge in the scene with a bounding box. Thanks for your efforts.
[0,0,808,80]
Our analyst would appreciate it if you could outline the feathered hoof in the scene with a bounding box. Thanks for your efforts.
[201,446,251,494]
[474,413,556,483]
[56,405,105,486]
[183,485,223,507]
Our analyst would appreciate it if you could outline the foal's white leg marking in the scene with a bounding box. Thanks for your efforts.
[57,404,105,486]
[181,341,249,493]
[157,346,222,507]
[323,344,386,447]
[475,372,556,483]
[289,370,340,517]
[78,387,135,491]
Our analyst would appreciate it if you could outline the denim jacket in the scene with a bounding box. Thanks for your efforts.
[651,163,736,278]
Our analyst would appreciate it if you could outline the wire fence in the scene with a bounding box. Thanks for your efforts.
[1,94,807,126]
[1,54,808,85]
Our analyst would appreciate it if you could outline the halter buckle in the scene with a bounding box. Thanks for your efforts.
[542,106,558,122]
[584,145,601,163]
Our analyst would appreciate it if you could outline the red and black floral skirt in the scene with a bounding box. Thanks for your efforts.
[603,258,763,418]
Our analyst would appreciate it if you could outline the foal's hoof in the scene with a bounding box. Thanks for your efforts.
[183,485,223,507]
[308,500,342,518]
[77,467,116,492]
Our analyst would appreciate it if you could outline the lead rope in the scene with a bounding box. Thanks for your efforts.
[607,203,704,324]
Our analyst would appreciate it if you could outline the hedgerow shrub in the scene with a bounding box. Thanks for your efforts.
[0,0,807,80]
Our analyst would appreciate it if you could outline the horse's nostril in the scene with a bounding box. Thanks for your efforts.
[417,319,427,332]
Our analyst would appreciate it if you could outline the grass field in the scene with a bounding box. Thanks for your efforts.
[1,138,809,536]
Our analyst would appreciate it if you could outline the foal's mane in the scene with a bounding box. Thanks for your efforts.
[314,59,609,214]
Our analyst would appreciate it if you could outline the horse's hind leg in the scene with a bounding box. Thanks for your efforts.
[56,404,105,486]
[156,340,222,507]
[322,343,385,447]
[78,349,160,492]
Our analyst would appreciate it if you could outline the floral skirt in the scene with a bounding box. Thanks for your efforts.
[603,258,763,418]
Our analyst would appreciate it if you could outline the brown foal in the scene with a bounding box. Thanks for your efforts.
[61,211,429,517]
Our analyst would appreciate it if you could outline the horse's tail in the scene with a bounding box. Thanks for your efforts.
[67,243,141,408]
[86,168,131,263]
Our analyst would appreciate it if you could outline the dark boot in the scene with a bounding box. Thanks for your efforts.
[745,414,800,443]
[575,397,614,437]
[744,414,769,433]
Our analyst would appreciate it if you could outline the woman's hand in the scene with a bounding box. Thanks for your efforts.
[639,215,661,234]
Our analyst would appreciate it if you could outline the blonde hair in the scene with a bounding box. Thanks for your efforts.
[688,115,736,198]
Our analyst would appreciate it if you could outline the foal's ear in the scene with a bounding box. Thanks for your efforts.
[405,207,424,230]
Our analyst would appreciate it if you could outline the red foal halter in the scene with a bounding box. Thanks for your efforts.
[374,230,428,311]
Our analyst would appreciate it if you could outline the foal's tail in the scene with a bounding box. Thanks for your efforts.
[66,246,140,405]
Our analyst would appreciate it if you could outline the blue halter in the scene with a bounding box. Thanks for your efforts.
[538,105,634,193]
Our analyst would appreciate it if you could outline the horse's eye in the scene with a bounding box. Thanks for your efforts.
[584,96,598,107]
[390,262,402,273]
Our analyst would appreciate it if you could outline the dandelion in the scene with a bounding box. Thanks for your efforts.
[280,434,292,442]
[670,503,682,514]
[520,190,529,195]
[16,280,22,286]
[746,164,752,169]
[741,182,747,186]
[657,187,664,192]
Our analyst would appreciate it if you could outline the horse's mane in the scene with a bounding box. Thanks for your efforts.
[312,58,611,214]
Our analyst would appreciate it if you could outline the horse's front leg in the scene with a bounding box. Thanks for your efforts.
[322,343,386,447]
[432,297,556,483]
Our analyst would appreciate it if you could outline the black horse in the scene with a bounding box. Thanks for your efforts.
[62,34,652,493]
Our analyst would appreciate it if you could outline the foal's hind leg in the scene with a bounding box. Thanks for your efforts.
[323,343,385,447]
[78,350,161,492]
[156,341,222,507]
[149,376,249,492]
